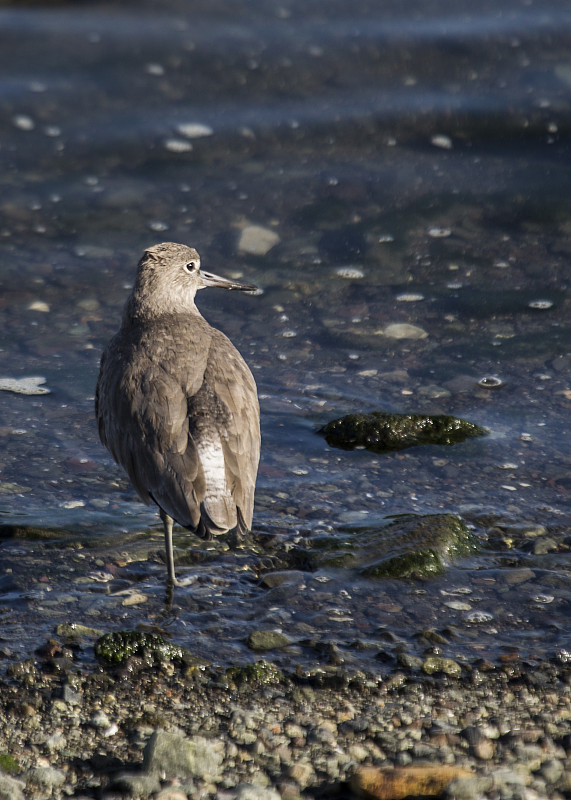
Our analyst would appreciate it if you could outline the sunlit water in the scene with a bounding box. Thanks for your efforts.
[0,0,569,674]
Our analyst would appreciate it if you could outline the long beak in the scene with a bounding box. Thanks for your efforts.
[199,270,258,292]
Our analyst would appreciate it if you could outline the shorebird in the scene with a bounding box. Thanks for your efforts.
[95,242,260,590]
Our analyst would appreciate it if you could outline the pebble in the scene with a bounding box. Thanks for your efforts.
[176,122,214,138]
[237,225,281,256]
[380,323,428,340]
[163,138,193,153]
[0,650,568,799]
[430,134,453,149]
[143,731,224,781]
[27,300,50,312]
[335,266,365,279]
[352,765,473,799]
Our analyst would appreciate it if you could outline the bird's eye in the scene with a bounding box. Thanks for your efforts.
[183,260,199,273]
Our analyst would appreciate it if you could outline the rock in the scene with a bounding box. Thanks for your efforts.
[94,630,186,666]
[238,225,280,255]
[0,774,26,800]
[235,784,282,800]
[423,657,463,678]
[320,411,487,453]
[380,323,428,340]
[143,730,224,781]
[111,771,162,796]
[443,775,494,800]
[351,765,473,799]
[354,514,478,580]
[156,790,188,800]
[462,726,495,759]
[24,767,66,791]
[288,761,315,789]
[247,630,291,652]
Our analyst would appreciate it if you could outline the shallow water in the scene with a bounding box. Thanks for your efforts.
[0,0,569,674]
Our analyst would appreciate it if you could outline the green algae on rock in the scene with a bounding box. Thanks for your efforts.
[94,630,187,666]
[319,411,488,453]
[308,514,478,579]
[225,660,284,687]
[358,514,478,579]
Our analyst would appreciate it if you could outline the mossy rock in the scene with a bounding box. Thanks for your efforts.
[94,630,187,666]
[320,411,487,453]
[0,753,20,775]
[225,660,284,687]
[358,514,478,579]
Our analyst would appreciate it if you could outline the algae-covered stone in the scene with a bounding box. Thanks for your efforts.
[56,622,104,640]
[320,411,487,453]
[247,630,291,652]
[350,514,477,580]
[94,630,186,666]
[226,660,284,687]
[423,656,463,677]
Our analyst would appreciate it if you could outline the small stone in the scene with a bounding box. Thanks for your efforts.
[13,115,35,131]
[288,762,315,789]
[90,710,111,728]
[143,730,224,781]
[0,774,26,800]
[247,630,291,651]
[27,300,50,312]
[238,225,280,256]
[395,293,424,302]
[235,784,281,800]
[164,138,193,153]
[430,134,453,149]
[464,611,494,623]
[352,765,473,799]
[443,775,494,800]
[176,122,213,138]
[335,266,365,279]
[428,226,452,238]
[121,591,148,606]
[528,299,553,310]
[422,657,462,677]
[380,323,428,340]
[24,767,66,791]
[444,600,472,611]
[112,772,162,796]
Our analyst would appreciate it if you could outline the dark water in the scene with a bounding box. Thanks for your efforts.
[0,0,569,673]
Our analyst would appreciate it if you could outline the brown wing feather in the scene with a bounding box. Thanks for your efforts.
[202,328,260,530]
[96,318,211,529]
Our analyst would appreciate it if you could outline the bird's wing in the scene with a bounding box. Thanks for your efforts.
[96,329,209,529]
[198,328,260,531]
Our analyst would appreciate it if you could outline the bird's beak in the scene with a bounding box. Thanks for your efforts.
[199,270,258,292]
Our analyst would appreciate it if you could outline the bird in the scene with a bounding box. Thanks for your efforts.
[95,242,260,591]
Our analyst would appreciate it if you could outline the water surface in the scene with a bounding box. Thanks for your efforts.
[0,0,569,674]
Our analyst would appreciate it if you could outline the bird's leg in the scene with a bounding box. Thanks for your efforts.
[160,509,180,588]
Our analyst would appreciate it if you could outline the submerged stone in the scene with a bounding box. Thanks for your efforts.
[247,630,292,652]
[94,630,186,666]
[358,514,478,580]
[320,411,487,453]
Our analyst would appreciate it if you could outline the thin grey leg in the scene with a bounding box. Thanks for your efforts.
[160,508,179,587]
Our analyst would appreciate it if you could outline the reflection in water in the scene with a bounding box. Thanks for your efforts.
[0,0,569,671]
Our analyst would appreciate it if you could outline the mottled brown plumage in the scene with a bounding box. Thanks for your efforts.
[95,242,260,587]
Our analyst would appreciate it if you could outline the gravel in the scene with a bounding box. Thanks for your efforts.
[0,648,569,799]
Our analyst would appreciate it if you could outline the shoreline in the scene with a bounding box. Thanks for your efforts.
[0,647,569,799]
